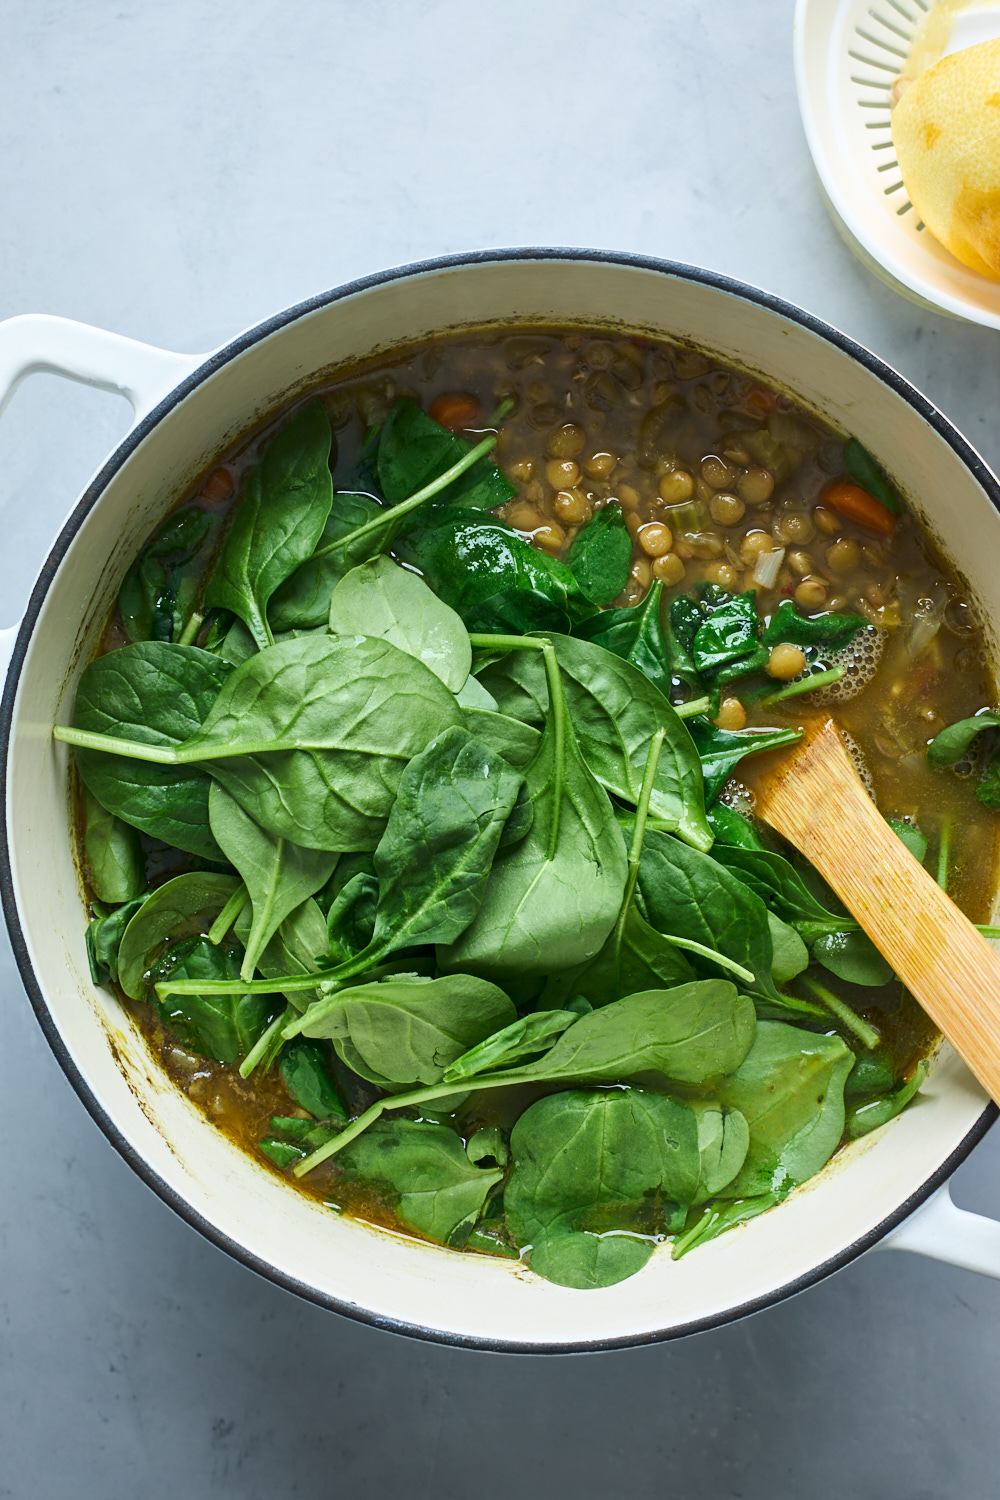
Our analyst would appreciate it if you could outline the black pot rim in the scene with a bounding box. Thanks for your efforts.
[2,245,996,1355]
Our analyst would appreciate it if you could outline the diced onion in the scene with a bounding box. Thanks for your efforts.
[752,547,785,589]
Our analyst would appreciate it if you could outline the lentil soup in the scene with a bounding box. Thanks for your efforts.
[61,326,1000,1288]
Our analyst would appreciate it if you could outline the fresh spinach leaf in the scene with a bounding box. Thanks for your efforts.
[82,785,145,904]
[718,1020,855,1197]
[711,844,850,942]
[811,929,894,987]
[151,936,278,1066]
[207,782,337,979]
[116,871,241,999]
[297,972,516,1086]
[440,644,628,977]
[71,641,233,859]
[505,1088,702,1288]
[377,399,516,512]
[325,872,379,964]
[335,1118,502,1247]
[268,490,386,633]
[480,634,713,852]
[86,896,148,986]
[706,803,768,851]
[538,903,695,1011]
[692,590,760,676]
[327,554,471,693]
[442,1009,581,1082]
[206,401,335,649]
[454,673,498,712]
[460,708,540,770]
[844,437,901,514]
[761,600,867,649]
[768,912,809,983]
[279,1037,347,1122]
[236,896,329,1010]
[690,1100,750,1201]
[570,579,672,698]
[565,504,632,606]
[636,830,806,1015]
[846,1060,928,1138]
[180,635,464,850]
[395,507,596,626]
[671,1193,778,1258]
[461,588,573,638]
[686,718,803,804]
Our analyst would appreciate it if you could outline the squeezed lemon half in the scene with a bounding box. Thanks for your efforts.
[892,37,1000,280]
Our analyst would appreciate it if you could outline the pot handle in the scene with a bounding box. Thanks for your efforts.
[878,1182,1000,1278]
[0,313,206,680]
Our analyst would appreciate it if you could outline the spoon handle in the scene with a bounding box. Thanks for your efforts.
[752,717,1000,1104]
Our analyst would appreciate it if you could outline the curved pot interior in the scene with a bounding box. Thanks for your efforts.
[6,254,999,1350]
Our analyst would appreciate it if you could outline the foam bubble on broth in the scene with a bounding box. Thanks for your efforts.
[811,627,886,706]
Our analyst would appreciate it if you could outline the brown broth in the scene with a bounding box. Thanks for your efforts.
[84,325,1000,1255]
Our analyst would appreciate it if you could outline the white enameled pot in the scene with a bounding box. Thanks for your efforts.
[3,251,1000,1353]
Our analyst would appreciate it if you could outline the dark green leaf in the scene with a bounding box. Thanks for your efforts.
[279,1037,347,1122]
[846,1060,928,1137]
[395,507,596,626]
[182,634,464,851]
[442,1009,581,1082]
[378,399,515,512]
[761,600,867,649]
[692,591,760,676]
[565,504,632,606]
[768,912,809,983]
[206,401,335,649]
[85,896,148,986]
[538,903,695,1011]
[336,1118,502,1247]
[73,642,233,859]
[268,490,386,633]
[461,587,572,637]
[706,803,767,851]
[151,937,278,1066]
[844,437,901,514]
[711,844,848,940]
[440,651,628,977]
[260,1138,308,1168]
[505,1088,702,1288]
[326,872,379,964]
[811,928,894,987]
[927,712,1000,767]
[116,871,241,998]
[480,634,713,852]
[718,1020,855,1196]
[82,785,145,904]
[570,579,673,698]
[886,817,928,864]
[686,719,803,804]
[299,972,516,1087]
[460,708,540,770]
[119,505,217,643]
[207,783,337,978]
[235,896,328,1010]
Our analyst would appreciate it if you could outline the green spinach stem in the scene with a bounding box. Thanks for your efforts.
[613,728,665,989]
[315,434,498,558]
[759,665,845,706]
[177,610,205,647]
[674,697,712,720]
[239,1004,292,1079]
[208,884,249,945]
[799,974,880,1049]
[655,935,755,985]
[935,820,952,892]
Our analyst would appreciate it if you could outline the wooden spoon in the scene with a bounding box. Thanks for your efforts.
[745,715,1000,1104]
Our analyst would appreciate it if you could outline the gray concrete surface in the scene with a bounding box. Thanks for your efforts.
[2,3,1000,1495]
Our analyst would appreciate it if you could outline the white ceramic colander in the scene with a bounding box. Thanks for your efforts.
[794,0,1000,326]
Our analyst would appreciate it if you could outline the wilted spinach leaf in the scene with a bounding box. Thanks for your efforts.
[811,928,894,987]
[86,896,148,986]
[692,590,760,676]
[844,438,901,514]
[335,1118,502,1247]
[570,579,672,697]
[762,599,866,649]
[119,504,217,644]
[846,1060,927,1138]
[152,937,278,1066]
[268,489,386,633]
[565,504,632,606]
[82,785,145,904]
[279,1037,347,1122]
[377,399,516,511]
[686,718,803,804]
[116,871,240,999]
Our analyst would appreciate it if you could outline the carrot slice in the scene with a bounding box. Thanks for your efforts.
[822,479,897,536]
[429,392,481,430]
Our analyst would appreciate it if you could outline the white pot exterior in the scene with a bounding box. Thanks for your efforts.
[3,251,998,1350]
